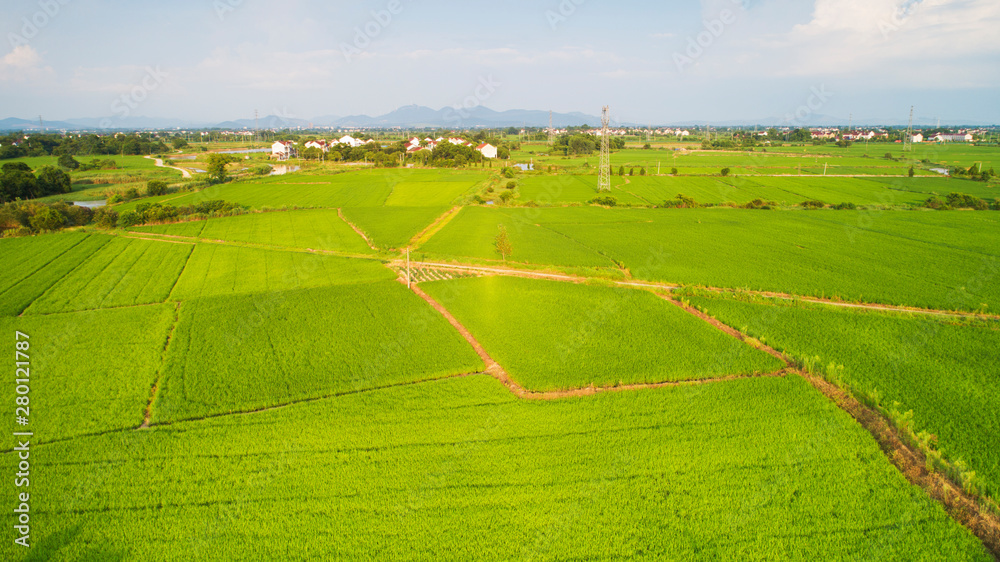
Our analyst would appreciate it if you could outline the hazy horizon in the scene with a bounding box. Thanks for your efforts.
[3,0,998,125]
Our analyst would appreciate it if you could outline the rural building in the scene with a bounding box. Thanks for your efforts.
[931,133,973,142]
[911,133,924,143]
[271,140,297,160]
[477,143,498,159]
[336,135,365,148]
[304,140,329,152]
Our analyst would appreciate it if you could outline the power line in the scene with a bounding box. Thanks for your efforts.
[598,106,611,192]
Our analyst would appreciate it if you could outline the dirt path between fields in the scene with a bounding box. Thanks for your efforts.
[141,302,182,429]
[399,260,999,321]
[409,206,462,249]
[407,281,790,401]
[660,295,791,364]
[146,155,192,179]
[337,208,377,251]
[409,271,1000,556]
[805,373,1000,557]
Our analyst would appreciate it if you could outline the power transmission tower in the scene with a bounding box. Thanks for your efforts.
[38,115,44,130]
[548,111,555,146]
[904,106,914,152]
[254,109,260,147]
[598,106,611,192]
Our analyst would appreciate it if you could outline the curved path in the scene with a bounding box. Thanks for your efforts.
[145,155,192,178]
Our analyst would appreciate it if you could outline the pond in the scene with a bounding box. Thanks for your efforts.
[218,148,270,154]
[270,165,301,176]
[71,200,106,208]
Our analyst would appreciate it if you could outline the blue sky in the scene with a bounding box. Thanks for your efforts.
[2,0,998,124]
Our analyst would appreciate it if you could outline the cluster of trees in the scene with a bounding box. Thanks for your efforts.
[701,134,760,149]
[108,199,245,228]
[550,134,625,156]
[428,143,484,167]
[662,194,699,208]
[924,192,999,211]
[950,165,997,182]
[0,200,94,234]
[0,163,72,203]
[0,132,168,159]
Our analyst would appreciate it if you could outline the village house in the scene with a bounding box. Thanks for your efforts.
[271,140,297,160]
[304,140,329,152]
[477,143,498,159]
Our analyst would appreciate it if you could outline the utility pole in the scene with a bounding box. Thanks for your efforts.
[904,106,914,152]
[548,110,555,146]
[406,247,411,289]
[598,106,611,192]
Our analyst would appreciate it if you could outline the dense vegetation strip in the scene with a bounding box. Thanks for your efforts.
[684,292,1000,501]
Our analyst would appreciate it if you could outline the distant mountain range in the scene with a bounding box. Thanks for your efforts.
[0,107,994,132]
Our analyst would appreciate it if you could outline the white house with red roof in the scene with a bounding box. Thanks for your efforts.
[271,140,297,160]
[477,143,498,159]
[304,140,329,152]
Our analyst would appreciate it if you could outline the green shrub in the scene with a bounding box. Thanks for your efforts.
[93,207,119,229]
[833,202,857,210]
[946,192,988,210]
[505,181,516,190]
[662,193,699,209]
[147,180,168,196]
[29,206,67,232]
[801,200,825,210]
[589,196,617,207]
[117,210,142,228]
[923,196,950,210]
[744,199,776,210]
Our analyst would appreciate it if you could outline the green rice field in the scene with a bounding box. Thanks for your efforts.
[3,145,998,559]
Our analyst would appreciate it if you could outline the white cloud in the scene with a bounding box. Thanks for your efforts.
[688,0,1000,88]
[0,45,54,82]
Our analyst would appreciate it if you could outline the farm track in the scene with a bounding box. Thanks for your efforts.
[142,302,182,429]
[396,260,1000,320]
[337,208,377,251]
[409,206,462,249]
[407,280,791,401]
[145,155,192,179]
[12,250,997,555]
[407,267,1000,555]
[398,260,1000,320]
[660,295,791,363]
[805,373,1000,557]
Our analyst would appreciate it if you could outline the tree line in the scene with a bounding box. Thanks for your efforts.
[0,132,168,160]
